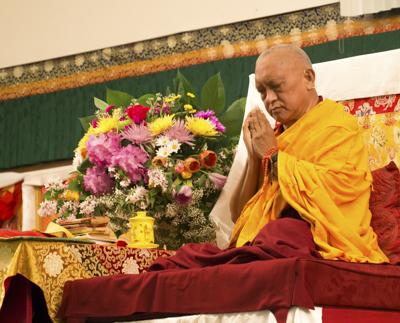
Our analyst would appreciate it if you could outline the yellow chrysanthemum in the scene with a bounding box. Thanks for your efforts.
[184,104,196,113]
[164,94,181,103]
[187,92,196,98]
[93,116,120,134]
[185,117,218,137]
[148,115,175,136]
[64,190,80,201]
[77,126,96,156]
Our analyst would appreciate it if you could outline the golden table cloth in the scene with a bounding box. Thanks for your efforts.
[0,237,174,322]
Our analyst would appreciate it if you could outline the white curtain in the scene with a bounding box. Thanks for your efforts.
[340,0,400,16]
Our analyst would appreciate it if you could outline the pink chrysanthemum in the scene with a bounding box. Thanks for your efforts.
[165,119,195,145]
[111,145,149,183]
[121,123,152,144]
[86,132,121,167]
[83,166,114,195]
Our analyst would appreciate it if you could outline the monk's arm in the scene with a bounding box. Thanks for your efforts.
[230,157,261,223]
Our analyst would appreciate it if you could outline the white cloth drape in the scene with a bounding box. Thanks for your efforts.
[340,0,400,16]
[127,307,323,323]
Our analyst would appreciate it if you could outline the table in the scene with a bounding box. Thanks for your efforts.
[0,237,174,322]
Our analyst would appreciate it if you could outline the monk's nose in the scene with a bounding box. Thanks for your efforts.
[264,89,278,107]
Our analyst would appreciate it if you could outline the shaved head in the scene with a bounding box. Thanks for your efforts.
[254,44,319,127]
[257,44,312,68]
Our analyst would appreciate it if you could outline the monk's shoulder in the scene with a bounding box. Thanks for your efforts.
[322,99,358,132]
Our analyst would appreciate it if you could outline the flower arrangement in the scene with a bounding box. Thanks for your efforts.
[39,72,245,249]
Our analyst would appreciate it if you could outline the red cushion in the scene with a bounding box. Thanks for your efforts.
[369,161,400,263]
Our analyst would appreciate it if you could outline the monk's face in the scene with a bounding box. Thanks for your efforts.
[255,51,315,127]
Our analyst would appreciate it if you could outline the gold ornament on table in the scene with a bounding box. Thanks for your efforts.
[128,211,159,249]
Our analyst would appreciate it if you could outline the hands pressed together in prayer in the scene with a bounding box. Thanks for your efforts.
[243,108,277,160]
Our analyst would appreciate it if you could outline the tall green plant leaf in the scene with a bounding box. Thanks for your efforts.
[137,94,156,106]
[200,73,225,116]
[106,89,133,108]
[79,115,96,131]
[173,71,198,105]
[94,97,109,111]
[219,98,246,137]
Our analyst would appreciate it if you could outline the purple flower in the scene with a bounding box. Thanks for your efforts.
[83,166,114,195]
[162,103,171,114]
[153,107,161,115]
[86,132,121,167]
[194,110,215,119]
[208,173,227,190]
[111,145,149,183]
[210,116,226,133]
[174,185,192,205]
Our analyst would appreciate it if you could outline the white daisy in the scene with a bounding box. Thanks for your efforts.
[156,146,171,158]
[167,139,181,153]
[155,135,170,147]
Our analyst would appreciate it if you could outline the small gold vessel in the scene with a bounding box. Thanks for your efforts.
[128,211,159,249]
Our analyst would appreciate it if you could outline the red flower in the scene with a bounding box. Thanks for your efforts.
[105,105,115,114]
[199,150,217,169]
[126,105,150,124]
[184,157,201,173]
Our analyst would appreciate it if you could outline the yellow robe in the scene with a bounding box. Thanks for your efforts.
[230,99,388,263]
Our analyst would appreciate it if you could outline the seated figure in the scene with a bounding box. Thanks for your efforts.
[229,44,387,263]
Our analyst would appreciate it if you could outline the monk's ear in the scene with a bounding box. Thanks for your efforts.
[303,68,315,90]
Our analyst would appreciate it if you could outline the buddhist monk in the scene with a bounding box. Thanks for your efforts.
[230,44,387,263]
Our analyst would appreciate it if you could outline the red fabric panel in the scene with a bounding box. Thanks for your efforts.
[0,229,51,238]
[58,258,312,323]
[369,162,400,263]
[299,259,400,310]
[323,307,400,323]
[341,94,400,116]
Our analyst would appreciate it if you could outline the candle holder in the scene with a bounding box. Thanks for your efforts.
[128,211,159,249]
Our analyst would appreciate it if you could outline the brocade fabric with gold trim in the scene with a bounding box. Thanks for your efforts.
[0,238,174,322]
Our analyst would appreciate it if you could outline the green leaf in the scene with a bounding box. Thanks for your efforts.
[106,89,133,108]
[201,73,225,116]
[94,97,109,111]
[173,71,198,105]
[79,115,96,131]
[77,158,92,173]
[219,98,247,137]
[165,86,172,95]
[137,94,156,106]
[68,179,81,192]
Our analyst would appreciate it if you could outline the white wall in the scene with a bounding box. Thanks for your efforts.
[0,0,337,69]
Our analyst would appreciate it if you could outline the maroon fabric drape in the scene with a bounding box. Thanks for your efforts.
[58,218,400,323]
[150,218,320,271]
[57,218,320,323]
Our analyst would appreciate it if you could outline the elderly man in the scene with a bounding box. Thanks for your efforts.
[230,45,387,263]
